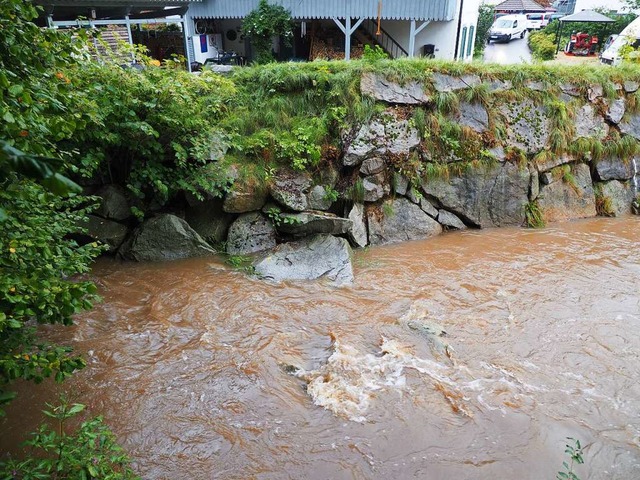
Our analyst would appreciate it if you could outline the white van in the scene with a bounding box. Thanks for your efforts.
[526,13,552,30]
[601,17,640,65]
[488,15,529,43]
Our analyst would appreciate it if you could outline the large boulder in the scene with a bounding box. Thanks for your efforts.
[367,198,442,245]
[574,104,608,139]
[594,156,634,181]
[431,73,480,92]
[343,112,420,166]
[421,162,531,228]
[226,212,276,255]
[95,185,131,221]
[499,100,550,154]
[83,215,129,253]
[437,210,467,230]
[537,163,596,223]
[624,81,639,93]
[277,212,352,236]
[362,173,388,202]
[619,113,640,140]
[360,72,429,104]
[270,171,311,211]
[119,214,215,261]
[346,203,368,248]
[360,157,386,176]
[185,198,234,244]
[253,234,353,285]
[596,180,634,217]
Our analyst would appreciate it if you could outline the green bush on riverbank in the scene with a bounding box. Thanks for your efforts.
[528,30,557,61]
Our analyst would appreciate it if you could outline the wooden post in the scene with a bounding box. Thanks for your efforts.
[408,20,430,58]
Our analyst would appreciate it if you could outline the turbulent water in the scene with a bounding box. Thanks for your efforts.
[2,217,640,479]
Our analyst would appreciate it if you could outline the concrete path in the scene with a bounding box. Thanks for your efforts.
[483,31,533,64]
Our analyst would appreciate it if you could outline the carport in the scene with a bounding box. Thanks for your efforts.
[554,9,615,54]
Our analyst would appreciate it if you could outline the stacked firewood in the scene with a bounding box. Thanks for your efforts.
[310,38,364,60]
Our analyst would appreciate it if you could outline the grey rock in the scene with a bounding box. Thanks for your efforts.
[487,79,512,92]
[307,185,333,211]
[437,210,467,230]
[185,199,234,244]
[456,101,489,133]
[270,172,311,211]
[344,114,420,166]
[83,215,129,253]
[606,98,626,124]
[419,197,439,218]
[253,234,353,285]
[367,198,442,246]
[489,146,507,163]
[421,162,530,228]
[534,152,573,173]
[597,180,634,216]
[529,164,540,201]
[96,185,131,221]
[619,113,640,140]
[594,156,634,181]
[360,157,386,175]
[574,104,608,139]
[277,212,352,236]
[360,72,430,104]
[588,84,603,102]
[226,212,276,255]
[223,179,268,213]
[393,172,409,196]
[499,100,550,154]
[525,80,546,91]
[432,73,480,92]
[207,65,234,74]
[346,203,368,248]
[537,163,596,223]
[540,172,555,185]
[624,80,639,93]
[362,178,384,202]
[119,214,215,261]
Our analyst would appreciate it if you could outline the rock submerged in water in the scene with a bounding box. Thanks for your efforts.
[253,234,353,285]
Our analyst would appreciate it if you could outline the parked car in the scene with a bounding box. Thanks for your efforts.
[601,17,640,65]
[526,13,552,30]
[488,14,528,43]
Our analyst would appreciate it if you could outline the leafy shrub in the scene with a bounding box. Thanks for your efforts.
[528,31,557,61]
[363,45,389,61]
[241,0,293,64]
[474,4,495,55]
[0,398,138,479]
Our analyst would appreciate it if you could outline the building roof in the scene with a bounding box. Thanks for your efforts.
[494,0,546,12]
[559,9,615,22]
[37,0,197,20]
[188,0,456,22]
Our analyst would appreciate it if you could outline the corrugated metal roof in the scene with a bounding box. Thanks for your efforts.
[188,0,455,22]
[494,0,545,12]
[41,0,197,5]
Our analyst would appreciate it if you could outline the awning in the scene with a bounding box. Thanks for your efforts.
[558,10,615,23]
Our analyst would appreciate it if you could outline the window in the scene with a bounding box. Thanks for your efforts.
[467,26,475,57]
[513,21,518,27]
[460,26,467,60]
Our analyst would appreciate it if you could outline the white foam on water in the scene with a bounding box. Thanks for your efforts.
[296,338,454,422]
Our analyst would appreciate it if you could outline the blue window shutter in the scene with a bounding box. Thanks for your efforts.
[460,26,467,60]
[467,26,475,57]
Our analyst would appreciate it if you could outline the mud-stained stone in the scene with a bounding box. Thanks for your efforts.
[367,198,442,246]
[421,162,530,228]
[596,180,634,217]
[537,163,596,223]
[276,212,352,236]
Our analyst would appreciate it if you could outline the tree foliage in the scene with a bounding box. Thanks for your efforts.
[241,0,294,64]
[474,4,495,56]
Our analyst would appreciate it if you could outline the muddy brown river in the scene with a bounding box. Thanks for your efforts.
[2,217,640,479]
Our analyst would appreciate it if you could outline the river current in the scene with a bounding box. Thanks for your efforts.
[2,217,640,479]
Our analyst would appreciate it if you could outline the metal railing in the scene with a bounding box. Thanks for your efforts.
[361,19,408,58]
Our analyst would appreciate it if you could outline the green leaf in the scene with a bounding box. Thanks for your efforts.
[67,403,86,415]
